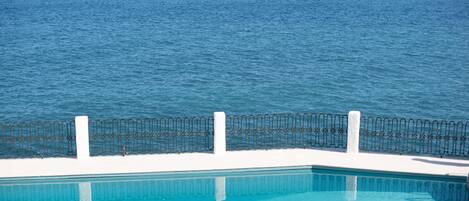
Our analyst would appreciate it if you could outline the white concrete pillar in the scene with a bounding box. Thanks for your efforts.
[215,177,226,201]
[75,116,90,160]
[79,182,92,201]
[214,112,226,155]
[347,111,361,154]
[345,176,357,201]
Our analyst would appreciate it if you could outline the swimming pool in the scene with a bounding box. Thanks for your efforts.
[0,167,467,201]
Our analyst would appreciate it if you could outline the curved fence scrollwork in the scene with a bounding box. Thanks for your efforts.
[360,116,469,157]
[1,113,468,159]
[226,113,348,151]
[0,120,76,159]
[88,116,214,156]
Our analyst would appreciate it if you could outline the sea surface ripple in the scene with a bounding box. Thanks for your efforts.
[1,0,469,121]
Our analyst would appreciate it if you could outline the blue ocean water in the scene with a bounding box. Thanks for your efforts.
[1,0,469,121]
[0,168,467,201]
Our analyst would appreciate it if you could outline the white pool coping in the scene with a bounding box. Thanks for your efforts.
[0,149,468,179]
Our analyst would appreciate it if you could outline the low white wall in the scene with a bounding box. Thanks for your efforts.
[0,149,467,179]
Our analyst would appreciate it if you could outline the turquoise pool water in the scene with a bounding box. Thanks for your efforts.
[0,168,467,201]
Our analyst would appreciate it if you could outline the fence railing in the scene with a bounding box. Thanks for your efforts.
[360,116,469,157]
[0,111,468,159]
[88,116,214,156]
[0,120,76,159]
[226,113,348,151]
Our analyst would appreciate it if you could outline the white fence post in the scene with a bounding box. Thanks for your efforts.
[214,112,226,154]
[75,116,90,160]
[347,111,361,154]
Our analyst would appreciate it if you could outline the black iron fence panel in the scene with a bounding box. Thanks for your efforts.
[226,113,348,151]
[360,116,469,157]
[0,121,76,159]
[89,116,214,156]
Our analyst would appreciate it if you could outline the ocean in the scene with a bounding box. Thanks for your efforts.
[1,0,469,121]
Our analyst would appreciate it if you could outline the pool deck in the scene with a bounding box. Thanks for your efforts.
[0,149,468,179]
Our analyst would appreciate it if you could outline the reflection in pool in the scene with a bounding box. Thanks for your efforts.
[0,168,467,201]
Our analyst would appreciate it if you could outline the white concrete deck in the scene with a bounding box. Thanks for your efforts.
[0,149,468,179]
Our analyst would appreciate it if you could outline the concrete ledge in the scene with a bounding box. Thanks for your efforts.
[0,149,468,178]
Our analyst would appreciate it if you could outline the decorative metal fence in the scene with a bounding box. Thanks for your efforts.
[88,116,214,156]
[0,121,76,159]
[360,116,469,157]
[226,113,348,151]
[1,113,468,159]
